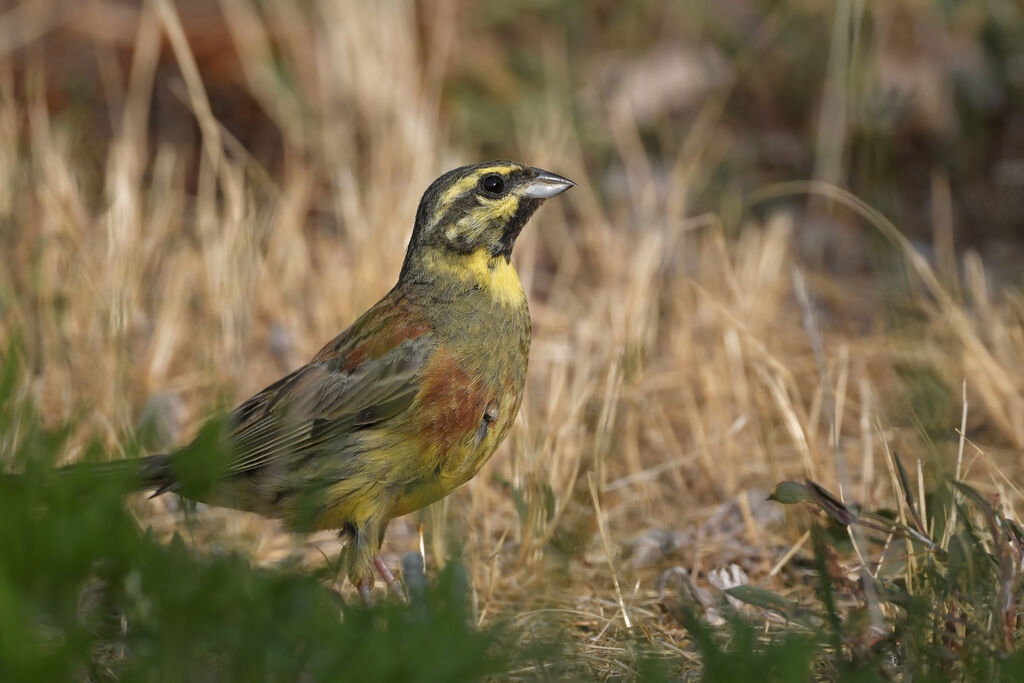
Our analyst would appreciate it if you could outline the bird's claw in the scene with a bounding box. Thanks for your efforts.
[357,578,373,607]
[373,555,409,604]
[354,557,408,606]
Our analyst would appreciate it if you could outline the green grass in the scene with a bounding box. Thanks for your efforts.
[744,476,1024,681]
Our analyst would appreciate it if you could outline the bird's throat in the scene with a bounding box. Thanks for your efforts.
[409,248,526,307]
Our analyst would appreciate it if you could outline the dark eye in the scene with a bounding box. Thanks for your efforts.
[479,174,505,196]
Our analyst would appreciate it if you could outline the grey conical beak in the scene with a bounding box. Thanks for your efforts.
[524,167,576,199]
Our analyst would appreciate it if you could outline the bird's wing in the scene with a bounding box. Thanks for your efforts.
[221,295,434,476]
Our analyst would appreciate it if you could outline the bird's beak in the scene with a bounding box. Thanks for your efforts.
[523,168,576,199]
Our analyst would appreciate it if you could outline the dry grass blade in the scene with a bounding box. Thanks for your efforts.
[588,472,632,631]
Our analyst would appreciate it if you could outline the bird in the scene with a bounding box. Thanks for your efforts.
[83,161,574,603]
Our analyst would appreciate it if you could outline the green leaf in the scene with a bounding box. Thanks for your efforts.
[768,480,812,505]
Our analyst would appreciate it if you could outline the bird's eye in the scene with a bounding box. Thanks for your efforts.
[479,174,505,196]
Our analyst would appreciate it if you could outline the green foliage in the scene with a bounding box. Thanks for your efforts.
[0,357,508,682]
[762,463,1024,681]
[681,609,817,682]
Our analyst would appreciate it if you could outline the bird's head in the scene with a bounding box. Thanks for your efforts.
[400,161,574,291]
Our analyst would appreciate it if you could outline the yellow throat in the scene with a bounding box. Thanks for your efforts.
[423,248,526,307]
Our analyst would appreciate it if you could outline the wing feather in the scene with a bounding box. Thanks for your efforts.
[223,334,432,476]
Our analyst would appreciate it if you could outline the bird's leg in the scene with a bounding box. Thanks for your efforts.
[342,521,405,605]
[373,555,409,604]
[339,523,377,606]
[357,576,374,606]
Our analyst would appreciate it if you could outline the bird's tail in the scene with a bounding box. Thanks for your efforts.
[26,454,176,495]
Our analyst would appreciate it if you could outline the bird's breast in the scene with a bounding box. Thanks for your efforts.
[389,300,529,515]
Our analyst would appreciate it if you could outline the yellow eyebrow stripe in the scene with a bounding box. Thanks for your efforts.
[436,165,514,211]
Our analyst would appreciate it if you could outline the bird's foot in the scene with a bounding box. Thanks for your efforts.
[353,557,408,606]
[373,555,409,604]
[357,577,373,606]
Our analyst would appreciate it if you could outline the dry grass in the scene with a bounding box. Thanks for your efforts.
[2,0,1024,677]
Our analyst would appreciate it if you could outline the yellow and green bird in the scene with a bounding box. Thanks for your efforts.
[113,161,573,601]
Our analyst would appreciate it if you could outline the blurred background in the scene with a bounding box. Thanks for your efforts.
[2,0,1024,675]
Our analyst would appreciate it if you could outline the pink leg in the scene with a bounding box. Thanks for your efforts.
[357,577,373,606]
[373,556,409,604]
